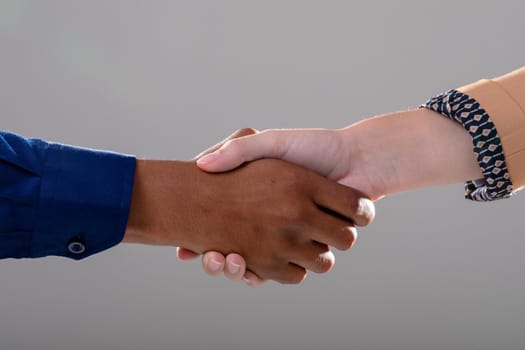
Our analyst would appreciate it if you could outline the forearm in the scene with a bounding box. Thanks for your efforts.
[340,108,482,199]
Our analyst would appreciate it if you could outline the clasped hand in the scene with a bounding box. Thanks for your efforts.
[171,128,375,286]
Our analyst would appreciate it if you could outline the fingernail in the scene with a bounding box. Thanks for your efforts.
[208,259,222,272]
[197,152,219,165]
[227,261,241,275]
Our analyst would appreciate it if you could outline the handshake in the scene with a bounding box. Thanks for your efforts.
[124,128,375,286]
[124,107,482,286]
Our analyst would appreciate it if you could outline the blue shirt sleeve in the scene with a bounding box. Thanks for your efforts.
[0,130,136,260]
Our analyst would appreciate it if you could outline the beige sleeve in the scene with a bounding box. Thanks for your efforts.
[458,67,525,191]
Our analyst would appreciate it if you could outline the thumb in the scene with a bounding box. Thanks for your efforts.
[197,130,288,172]
[193,128,258,160]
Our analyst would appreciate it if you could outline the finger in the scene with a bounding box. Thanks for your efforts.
[243,270,267,287]
[224,253,246,281]
[176,247,201,260]
[202,252,227,276]
[310,177,375,227]
[197,129,294,172]
[289,242,336,274]
[193,128,258,160]
[271,263,307,285]
[307,213,359,251]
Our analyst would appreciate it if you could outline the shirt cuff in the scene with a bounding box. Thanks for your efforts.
[422,89,513,201]
[31,143,136,259]
[457,68,525,192]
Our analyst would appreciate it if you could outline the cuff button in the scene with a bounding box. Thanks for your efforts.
[68,241,86,254]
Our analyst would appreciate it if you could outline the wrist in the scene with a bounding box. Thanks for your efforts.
[338,117,404,200]
[341,109,482,199]
[123,159,190,246]
[123,159,156,244]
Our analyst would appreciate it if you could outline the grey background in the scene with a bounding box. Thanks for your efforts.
[1,1,524,349]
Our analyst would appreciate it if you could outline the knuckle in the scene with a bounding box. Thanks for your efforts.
[278,229,303,251]
[292,205,310,222]
[279,202,310,223]
[223,138,239,152]
[346,195,361,216]
[223,138,249,162]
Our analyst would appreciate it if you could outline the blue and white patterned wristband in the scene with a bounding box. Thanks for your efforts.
[422,89,513,201]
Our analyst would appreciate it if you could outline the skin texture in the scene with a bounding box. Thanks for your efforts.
[177,129,266,284]
[185,108,483,286]
[124,157,374,284]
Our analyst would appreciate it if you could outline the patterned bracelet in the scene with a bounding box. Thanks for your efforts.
[422,89,513,201]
